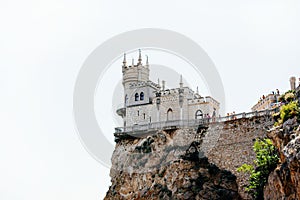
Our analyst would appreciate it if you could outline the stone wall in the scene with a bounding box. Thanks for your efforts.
[204,116,273,199]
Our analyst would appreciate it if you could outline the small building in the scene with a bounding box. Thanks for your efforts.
[251,93,280,112]
[116,50,220,127]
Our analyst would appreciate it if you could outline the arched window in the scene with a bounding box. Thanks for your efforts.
[195,110,203,119]
[125,94,128,104]
[140,92,144,101]
[167,108,173,121]
[135,93,139,101]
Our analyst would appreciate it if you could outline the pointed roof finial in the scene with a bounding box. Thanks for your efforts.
[146,55,149,66]
[138,49,142,65]
[179,75,183,88]
[196,86,199,94]
[131,58,134,67]
[122,53,126,66]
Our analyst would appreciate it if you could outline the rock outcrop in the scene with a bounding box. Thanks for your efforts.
[264,118,300,200]
[105,129,241,200]
[105,116,277,199]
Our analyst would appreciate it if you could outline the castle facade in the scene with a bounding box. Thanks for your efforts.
[116,50,220,127]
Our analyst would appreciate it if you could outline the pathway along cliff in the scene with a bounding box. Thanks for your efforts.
[105,114,287,200]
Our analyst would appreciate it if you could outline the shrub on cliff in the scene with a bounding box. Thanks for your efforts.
[237,138,279,200]
[284,92,295,102]
[274,101,300,127]
[278,90,295,104]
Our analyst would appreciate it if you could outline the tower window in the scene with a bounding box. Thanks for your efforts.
[138,110,139,116]
[140,92,144,101]
[143,113,146,119]
[135,93,139,101]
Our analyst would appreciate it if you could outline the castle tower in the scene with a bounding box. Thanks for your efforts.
[290,76,296,90]
[122,50,150,89]
[122,50,151,107]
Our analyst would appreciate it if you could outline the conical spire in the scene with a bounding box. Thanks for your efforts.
[122,53,126,66]
[179,75,183,88]
[138,49,142,65]
[146,55,149,66]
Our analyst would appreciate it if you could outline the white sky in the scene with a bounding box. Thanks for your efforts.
[1,0,300,199]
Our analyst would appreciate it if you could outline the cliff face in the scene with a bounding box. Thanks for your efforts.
[104,129,241,200]
[105,116,275,199]
[264,118,300,200]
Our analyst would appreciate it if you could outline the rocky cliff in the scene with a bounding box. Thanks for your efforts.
[104,128,241,200]
[105,116,275,200]
[264,118,300,200]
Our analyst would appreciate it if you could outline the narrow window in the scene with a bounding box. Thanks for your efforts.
[137,110,139,116]
[143,113,146,119]
[167,108,173,121]
[135,93,139,101]
[140,92,144,101]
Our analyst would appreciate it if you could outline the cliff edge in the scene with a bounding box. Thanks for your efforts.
[264,118,300,200]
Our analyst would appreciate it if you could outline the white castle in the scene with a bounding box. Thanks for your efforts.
[116,50,220,127]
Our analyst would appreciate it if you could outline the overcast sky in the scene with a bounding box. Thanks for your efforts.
[1,0,300,199]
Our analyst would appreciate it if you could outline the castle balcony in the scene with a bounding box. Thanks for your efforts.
[116,107,126,117]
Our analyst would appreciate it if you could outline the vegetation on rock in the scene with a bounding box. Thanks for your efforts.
[273,89,299,127]
[274,101,300,127]
[278,90,295,104]
[237,138,279,199]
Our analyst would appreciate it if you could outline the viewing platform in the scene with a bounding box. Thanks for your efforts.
[114,107,279,140]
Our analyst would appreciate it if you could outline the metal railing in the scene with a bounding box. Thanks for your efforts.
[114,107,279,134]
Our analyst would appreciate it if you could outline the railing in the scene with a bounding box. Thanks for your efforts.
[217,107,279,123]
[115,119,210,133]
[115,107,279,134]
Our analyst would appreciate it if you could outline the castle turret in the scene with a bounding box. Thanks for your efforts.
[122,50,153,108]
[290,76,296,90]
[122,50,150,89]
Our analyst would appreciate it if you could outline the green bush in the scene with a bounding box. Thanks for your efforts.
[237,138,279,199]
[278,90,295,104]
[274,101,299,127]
[285,92,295,102]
